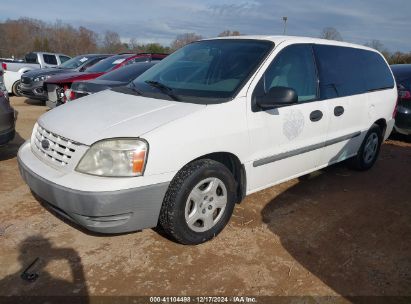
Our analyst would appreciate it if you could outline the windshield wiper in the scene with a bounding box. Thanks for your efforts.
[145,80,180,101]
[128,81,143,95]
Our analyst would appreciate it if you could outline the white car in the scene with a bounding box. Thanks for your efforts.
[1,52,70,96]
[18,36,397,244]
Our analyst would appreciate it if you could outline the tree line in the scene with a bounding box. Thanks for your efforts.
[0,18,241,59]
[0,18,409,65]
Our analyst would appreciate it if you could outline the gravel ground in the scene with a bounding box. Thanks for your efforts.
[0,97,410,301]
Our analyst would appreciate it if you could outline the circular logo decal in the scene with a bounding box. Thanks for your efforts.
[283,109,305,140]
[41,139,50,150]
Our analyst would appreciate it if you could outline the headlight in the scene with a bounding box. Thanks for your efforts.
[76,139,148,177]
[33,75,51,82]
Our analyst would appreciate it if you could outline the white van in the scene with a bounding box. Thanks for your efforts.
[18,36,397,244]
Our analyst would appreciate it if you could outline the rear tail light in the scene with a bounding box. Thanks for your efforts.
[393,102,398,118]
[60,85,70,103]
[399,90,411,100]
[393,91,399,118]
[1,62,7,70]
[64,89,76,101]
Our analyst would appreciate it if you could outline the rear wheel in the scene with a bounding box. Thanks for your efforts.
[159,159,237,245]
[348,124,382,171]
[12,80,22,97]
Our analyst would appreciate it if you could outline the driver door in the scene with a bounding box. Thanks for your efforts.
[246,44,329,192]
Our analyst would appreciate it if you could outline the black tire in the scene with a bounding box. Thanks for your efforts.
[12,80,22,97]
[348,124,383,171]
[159,159,237,245]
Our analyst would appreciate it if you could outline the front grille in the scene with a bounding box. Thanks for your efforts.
[21,76,32,84]
[32,124,78,167]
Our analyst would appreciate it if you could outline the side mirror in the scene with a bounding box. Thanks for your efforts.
[256,86,298,109]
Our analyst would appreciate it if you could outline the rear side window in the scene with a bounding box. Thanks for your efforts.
[314,45,394,99]
[25,53,38,64]
[81,57,104,71]
[126,57,149,65]
[398,78,411,91]
[98,62,156,82]
[86,55,131,73]
[43,54,58,65]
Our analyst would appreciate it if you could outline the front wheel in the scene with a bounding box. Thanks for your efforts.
[348,124,382,171]
[159,159,237,245]
[12,80,22,97]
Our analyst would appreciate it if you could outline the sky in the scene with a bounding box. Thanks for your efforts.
[0,0,410,52]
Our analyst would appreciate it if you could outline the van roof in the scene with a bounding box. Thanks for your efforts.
[204,35,377,52]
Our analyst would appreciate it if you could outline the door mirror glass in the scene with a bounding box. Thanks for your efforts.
[256,86,298,109]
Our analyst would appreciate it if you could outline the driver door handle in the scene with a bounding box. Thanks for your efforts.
[310,110,323,122]
[334,106,344,116]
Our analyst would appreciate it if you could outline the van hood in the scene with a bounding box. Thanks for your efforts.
[38,89,205,146]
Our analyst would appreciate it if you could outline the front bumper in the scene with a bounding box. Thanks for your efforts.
[46,99,62,109]
[0,102,15,145]
[0,127,15,145]
[395,105,411,135]
[18,143,170,234]
[20,82,47,101]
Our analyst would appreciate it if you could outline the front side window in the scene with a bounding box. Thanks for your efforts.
[255,44,318,103]
[131,39,274,104]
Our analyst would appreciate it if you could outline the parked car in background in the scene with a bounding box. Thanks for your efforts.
[1,52,71,96]
[44,53,167,107]
[0,82,15,145]
[20,54,111,102]
[18,36,396,244]
[65,61,159,103]
[391,64,411,135]
[0,64,4,85]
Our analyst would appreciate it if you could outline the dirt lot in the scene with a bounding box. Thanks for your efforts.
[0,97,410,301]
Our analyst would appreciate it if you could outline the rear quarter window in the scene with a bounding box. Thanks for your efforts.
[25,53,38,64]
[362,51,394,91]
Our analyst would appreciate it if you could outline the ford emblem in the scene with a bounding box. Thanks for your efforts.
[41,139,50,150]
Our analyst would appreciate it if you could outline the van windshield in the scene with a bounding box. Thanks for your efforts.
[130,39,274,104]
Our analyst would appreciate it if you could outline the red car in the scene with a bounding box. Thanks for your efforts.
[45,53,168,107]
